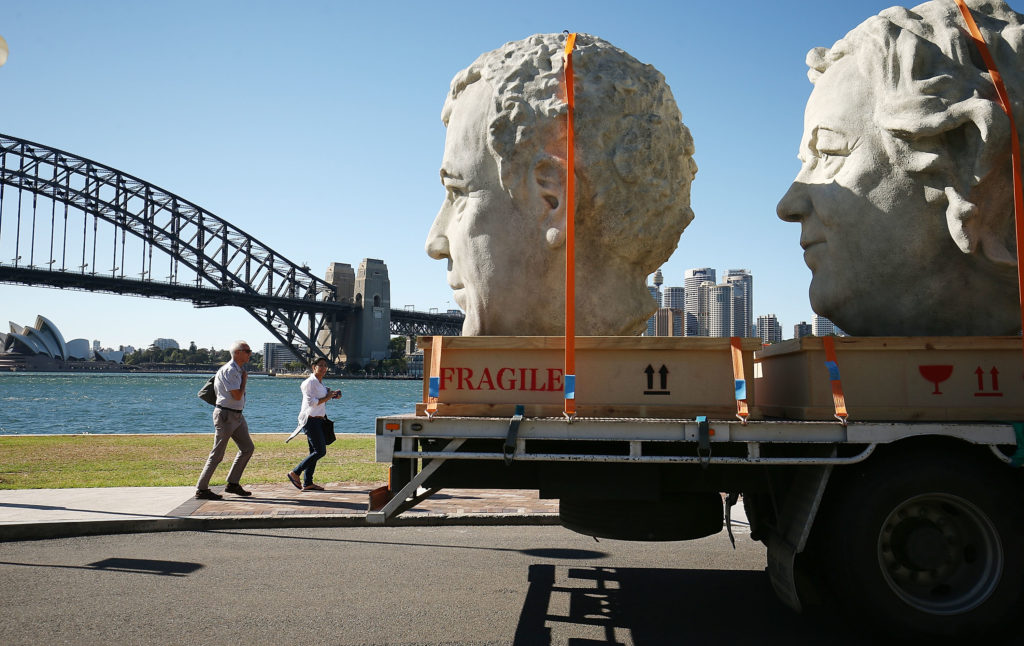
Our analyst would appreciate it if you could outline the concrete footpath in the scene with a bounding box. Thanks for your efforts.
[0,483,564,541]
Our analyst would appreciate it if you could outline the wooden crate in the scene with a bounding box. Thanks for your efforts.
[415,336,760,419]
[754,336,1024,421]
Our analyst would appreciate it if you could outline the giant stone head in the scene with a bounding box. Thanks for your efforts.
[426,33,697,336]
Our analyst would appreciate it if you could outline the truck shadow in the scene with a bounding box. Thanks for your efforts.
[514,564,866,645]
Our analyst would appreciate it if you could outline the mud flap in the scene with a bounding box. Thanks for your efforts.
[766,462,833,612]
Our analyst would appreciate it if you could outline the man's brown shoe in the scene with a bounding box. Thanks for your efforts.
[195,488,223,500]
[224,483,251,497]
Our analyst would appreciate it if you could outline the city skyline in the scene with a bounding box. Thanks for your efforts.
[0,1,904,348]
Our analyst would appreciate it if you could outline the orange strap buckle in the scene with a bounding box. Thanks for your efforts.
[729,337,750,424]
[426,336,443,419]
[822,336,848,425]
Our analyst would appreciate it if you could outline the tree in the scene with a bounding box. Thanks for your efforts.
[389,336,407,359]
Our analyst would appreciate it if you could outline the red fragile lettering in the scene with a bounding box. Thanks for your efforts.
[437,366,564,391]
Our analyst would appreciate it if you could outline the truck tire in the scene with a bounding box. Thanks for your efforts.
[813,444,1024,638]
[559,492,723,541]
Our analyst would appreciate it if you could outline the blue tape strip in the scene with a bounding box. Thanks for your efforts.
[428,376,440,398]
[564,374,576,400]
[696,415,707,423]
[825,360,841,381]
[734,379,747,401]
[1011,423,1024,468]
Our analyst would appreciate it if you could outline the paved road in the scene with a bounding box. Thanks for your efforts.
[0,525,870,645]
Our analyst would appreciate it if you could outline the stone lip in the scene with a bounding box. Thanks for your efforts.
[0,483,561,542]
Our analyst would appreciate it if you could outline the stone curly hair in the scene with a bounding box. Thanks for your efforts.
[442,33,697,272]
[807,0,1024,269]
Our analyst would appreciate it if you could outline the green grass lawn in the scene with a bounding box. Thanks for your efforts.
[0,434,386,489]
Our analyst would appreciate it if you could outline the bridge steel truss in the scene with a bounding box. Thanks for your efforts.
[390,310,465,338]
[0,133,349,367]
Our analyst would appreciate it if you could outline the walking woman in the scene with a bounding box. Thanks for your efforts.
[287,358,340,491]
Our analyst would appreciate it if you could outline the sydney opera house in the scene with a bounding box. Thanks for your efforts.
[0,316,121,371]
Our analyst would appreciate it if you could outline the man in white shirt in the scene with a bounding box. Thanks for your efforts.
[195,341,255,500]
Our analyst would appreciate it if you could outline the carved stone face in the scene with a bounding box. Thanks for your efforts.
[776,56,963,335]
[425,82,563,336]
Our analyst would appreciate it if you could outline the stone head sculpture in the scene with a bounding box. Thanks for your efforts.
[777,0,1024,336]
[426,33,697,336]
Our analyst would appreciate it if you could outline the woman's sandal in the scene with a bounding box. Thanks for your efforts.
[302,483,325,491]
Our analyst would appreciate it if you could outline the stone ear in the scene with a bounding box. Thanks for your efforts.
[530,154,567,249]
[940,100,1017,267]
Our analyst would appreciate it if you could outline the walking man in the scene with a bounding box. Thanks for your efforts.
[195,340,255,500]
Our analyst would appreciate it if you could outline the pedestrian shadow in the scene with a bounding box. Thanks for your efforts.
[0,557,203,577]
[513,564,866,645]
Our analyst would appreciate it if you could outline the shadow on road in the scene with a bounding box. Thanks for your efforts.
[514,564,865,645]
[0,557,203,577]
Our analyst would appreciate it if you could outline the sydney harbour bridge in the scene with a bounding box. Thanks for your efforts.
[0,133,462,369]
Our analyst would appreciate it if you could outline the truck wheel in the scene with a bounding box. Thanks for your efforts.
[559,492,722,541]
[816,446,1023,638]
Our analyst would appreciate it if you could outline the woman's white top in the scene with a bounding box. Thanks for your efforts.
[287,374,328,441]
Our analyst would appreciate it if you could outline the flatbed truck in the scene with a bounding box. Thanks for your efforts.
[369,337,1024,638]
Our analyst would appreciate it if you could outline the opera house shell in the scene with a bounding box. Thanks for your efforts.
[0,316,121,371]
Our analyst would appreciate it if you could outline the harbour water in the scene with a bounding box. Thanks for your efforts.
[0,372,422,435]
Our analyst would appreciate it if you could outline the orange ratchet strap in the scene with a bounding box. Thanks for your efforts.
[729,337,749,424]
[563,32,578,419]
[954,0,1024,356]
[426,335,443,419]
[822,336,848,425]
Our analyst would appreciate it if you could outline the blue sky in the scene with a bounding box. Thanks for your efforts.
[0,0,903,350]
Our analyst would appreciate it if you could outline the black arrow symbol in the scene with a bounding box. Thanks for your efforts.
[644,364,655,390]
[659,365,669,390]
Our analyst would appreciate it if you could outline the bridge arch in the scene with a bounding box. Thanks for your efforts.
[0,133,461,367]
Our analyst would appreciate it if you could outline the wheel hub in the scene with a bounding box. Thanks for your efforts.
[878,493,1002,615]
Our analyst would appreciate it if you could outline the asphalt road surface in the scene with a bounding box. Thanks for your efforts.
[0,525,870,645]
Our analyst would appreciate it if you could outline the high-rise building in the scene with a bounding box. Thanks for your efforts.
[704,283,733,337]
[654,308,673,337]
[663,286,685,310]
[645,284,660,336]
[263,342,300,372]
[757,314,783,344]
[794,321,812,339]
[153,338,179,350]
[725,269,753,338]
[813,314,838,337]
[684,268,715,336]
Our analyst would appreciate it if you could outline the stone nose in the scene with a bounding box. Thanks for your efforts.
[777,181,811,223]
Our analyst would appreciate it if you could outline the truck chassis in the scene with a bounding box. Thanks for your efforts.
[372,414,1023,638]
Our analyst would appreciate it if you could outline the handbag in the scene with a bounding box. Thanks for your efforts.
[197,376,216,405]
[322,417,336,445]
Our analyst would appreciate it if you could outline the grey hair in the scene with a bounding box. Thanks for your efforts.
[230,341,249,353]
[442,33,697,271]
[806,0,1024,267]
